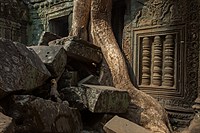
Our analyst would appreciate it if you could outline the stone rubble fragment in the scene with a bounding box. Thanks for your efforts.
[28,45,67,78]
[103,116,153,133]
[61,84,130,113]
[11,95,82,133]
[38,31,61,46]
[0,38,51,99]
[83,84,130,113]
[49,37,103,64]
[0,112,14,133]
[60,87,88,110]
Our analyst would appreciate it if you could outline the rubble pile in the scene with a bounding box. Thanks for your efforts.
[0,35,151,133]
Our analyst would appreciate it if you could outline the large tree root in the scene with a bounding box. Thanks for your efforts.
[70,0,172,132]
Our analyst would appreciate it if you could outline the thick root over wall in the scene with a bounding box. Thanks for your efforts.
[70,0,172,132]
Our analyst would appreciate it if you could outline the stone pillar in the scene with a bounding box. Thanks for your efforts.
[152,36,162,86]
[162,35,175,87]
[141,37,151,85]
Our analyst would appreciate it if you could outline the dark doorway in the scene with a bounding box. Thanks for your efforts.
[111,0,126,49]
[49,16,69,37]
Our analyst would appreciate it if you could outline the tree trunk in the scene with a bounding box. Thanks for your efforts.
[69,0,91,40]
[70,0,172,132]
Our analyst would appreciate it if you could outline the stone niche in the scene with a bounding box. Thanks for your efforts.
[28,0,73,45]
[0,0,28,44]
[122,0,200,129]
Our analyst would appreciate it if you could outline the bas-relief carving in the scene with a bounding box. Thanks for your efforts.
[122,0,200,128]
[136,0,184,27]
[0,0,28,43]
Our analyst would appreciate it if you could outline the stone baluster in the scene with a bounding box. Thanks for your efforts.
[152,36,162,86]
[141,37,151,85]
[162,35,174,87]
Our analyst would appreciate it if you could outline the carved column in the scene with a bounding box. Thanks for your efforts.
[152,36,162,86]
[141,37,151,85]
[162,35,174,87]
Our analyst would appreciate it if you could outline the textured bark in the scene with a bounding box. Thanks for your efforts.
[70,0,172,132]
[69,0,91,40]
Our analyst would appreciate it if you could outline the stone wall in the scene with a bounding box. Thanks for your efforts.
[27,0,73,45]
[0,0,28,44]
[122,0,200,129]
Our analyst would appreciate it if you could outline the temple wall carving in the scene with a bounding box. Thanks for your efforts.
[140,34,175,87]
[122,0,200,129]
[27,0,73,45]
[0,0,28,44]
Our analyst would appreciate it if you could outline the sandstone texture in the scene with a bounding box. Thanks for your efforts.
[0,38,51,99]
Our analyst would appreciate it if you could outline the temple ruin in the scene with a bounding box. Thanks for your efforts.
[0,0,200,133]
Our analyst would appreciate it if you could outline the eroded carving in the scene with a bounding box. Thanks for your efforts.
[162,35,175,87]
[152,36,162,86]
[141,37,151,85]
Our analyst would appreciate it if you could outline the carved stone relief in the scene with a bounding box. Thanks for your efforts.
[0,0,28,44]
[122,0,200,129]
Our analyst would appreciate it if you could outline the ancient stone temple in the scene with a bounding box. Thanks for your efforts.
[0,0,200,132]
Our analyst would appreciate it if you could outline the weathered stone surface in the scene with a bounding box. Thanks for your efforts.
[0,1,28,44]
[83,84,130,113]
[49,37,102,64]
[0,38,51,99]
[28,45,67,78]
[60,85,130,113]
[181,115,200,133]
[60,87,87,110]
[103,116,152,133]
[11,95,82,133]
[38,31,61,46]
[0,112,14,133]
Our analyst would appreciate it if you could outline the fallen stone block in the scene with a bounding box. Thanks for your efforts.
[0,38,51,99]
[28,45,67,78]
[83,84,130,113]
[38,31,61,46]
[103,116,152,133]
[49,37,102,64]
[60,85,130,113]
[60,87,88,110]
[0,112,14,133]
[10,95,82,133]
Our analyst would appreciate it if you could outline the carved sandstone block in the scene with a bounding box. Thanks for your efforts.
[0,38,51,99]
[11,95,82,133]
[0,112,14,133]
[28,45,67,78]
[82,84,130,113]
[49,37,103,64]
[103,116,152,133]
